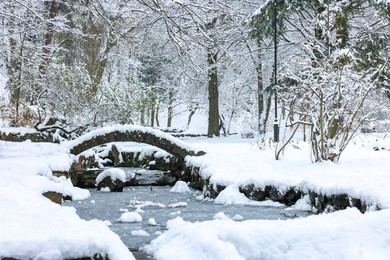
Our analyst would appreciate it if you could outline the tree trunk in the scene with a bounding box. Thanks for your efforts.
[33,0,59,104]
[207,49,220,137]
[167,88,174,128]
[256,46,266,134]
[336,11,348,49]
[6,2,23,124]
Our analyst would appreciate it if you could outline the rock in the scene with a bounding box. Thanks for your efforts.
[240,184,267,201]
[283,187,303,206]
[265,185,282,201]
[111,144,120,166]
[96,176,125,192]
[96,168,126,192]
[42,191,63,205]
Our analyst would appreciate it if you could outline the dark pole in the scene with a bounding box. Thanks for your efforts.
[273,0,280,142]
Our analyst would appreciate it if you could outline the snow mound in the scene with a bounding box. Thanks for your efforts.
[232,214,243,221]
[288,195,312,211]
[213,212,230,220]
[170,181,191,193]
[214,185,252,205]
[103,220,112,226]
[144,209,390,260]
[148,218,158,226]
[118,212,142,223]
[131,230,150,237]
[130,200,166,208]
[96,168,126,184]
[168,202,187,208]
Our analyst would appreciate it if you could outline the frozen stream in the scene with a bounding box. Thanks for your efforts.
[64,176,311,252]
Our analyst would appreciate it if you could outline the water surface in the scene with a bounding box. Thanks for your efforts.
[64,183,311,250]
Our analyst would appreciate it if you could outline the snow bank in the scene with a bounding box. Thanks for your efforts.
[145,208,390,260]
[185,134,390,209]
[0,140,134,259]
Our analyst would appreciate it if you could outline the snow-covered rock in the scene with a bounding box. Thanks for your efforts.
[213,212,230,220]
[96,168,126,192]
[168,202,187,208]
[148,218,158,226]
[131,230,150,237]
[117,212,142,223]
[170,181,191,193]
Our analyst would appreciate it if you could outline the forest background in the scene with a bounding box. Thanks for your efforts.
[0,0,389,162]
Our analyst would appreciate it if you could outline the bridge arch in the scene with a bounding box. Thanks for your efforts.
[65,125,205,160]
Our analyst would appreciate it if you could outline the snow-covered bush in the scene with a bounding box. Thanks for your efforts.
[281,61,387,162]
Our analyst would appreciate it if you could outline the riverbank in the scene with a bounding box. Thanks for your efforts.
[1,132,390,259]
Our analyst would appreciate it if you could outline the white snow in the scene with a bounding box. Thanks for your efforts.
[169,211,182,217]
[287,194,312,211]
[168,202,187,208]
[0,140,134,260]
[144,209,390,260]
[131,230,150,237]
[3,128,390,260]
[129,200,166,208]
[232,214,243,221]
[213,212,230,220]
[103,220,112,226]
[142,133,390,259]
[96,168,126,184]
[148,218,158,226]
[134,207,145,214]
[169,180,191,193]
[215,185,284,207]
[64,124,203,155]
[117,212,143,223]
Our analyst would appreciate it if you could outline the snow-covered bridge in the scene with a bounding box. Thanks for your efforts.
[66,125,205,160]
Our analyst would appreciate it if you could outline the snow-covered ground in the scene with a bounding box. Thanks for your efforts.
[0,140,134,260]
[1,125,390,259]
[143,133,390,260]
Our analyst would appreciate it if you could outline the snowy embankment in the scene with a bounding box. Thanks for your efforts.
[142,134,390,260]
[186,134,390,209]
[2,129,390,260]
[0,140,134,260]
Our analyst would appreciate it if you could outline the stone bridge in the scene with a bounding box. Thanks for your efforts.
[66,125,205,161]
